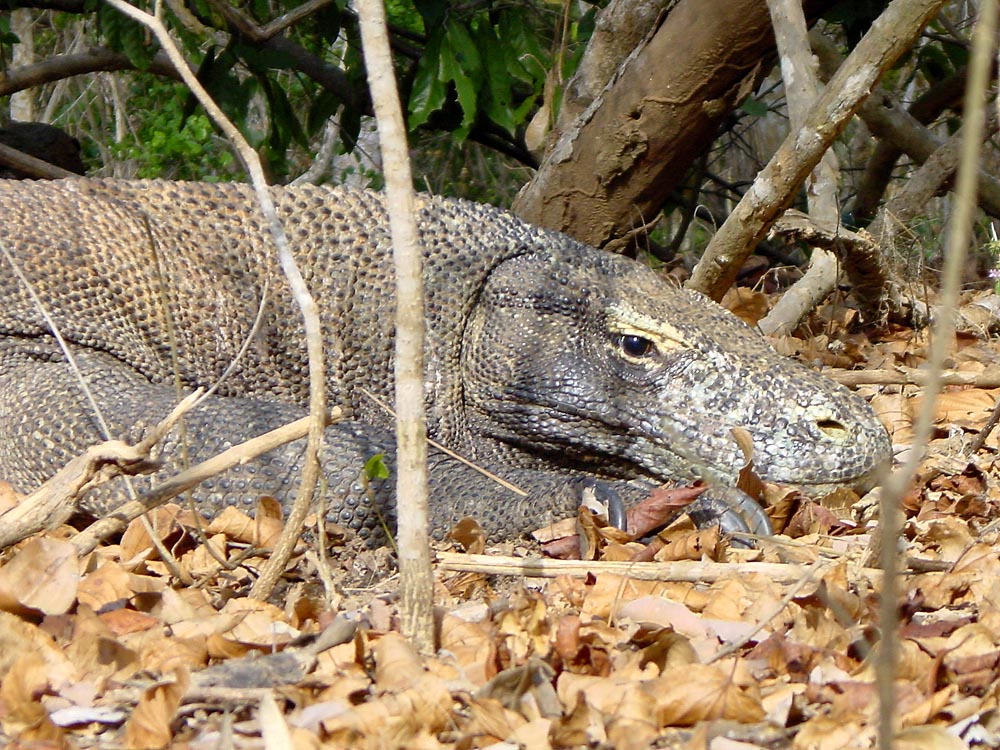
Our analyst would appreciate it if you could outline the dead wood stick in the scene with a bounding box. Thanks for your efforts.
[824,368,1000,388]
[71,410,339,555]
[0,391,202,550]
[0,142,80,180]
[435,552,882,585]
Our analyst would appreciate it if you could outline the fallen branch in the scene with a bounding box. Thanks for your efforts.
[435,552,882,585]
[688,0,947,301]
[756,0,841,337]
[824,367,1000,389]
[71,409,340,556]
[0,391,202,550]
[0,141,81,179]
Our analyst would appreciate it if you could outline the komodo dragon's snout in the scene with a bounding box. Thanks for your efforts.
[0,178,891,544]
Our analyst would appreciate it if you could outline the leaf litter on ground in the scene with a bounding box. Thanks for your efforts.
[3,291,1000,747]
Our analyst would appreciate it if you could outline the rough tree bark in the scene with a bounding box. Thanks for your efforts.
[9,9,36,120]
[512,0,835,253]
[687,0,947,302]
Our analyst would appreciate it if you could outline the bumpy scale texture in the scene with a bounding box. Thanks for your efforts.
[0,179,891,540]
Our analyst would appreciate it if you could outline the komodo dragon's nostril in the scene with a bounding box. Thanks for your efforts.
[817,419,848,441]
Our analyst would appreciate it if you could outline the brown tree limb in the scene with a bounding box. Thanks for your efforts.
[0,391,201,550]
[70,414,336,556]
[555,0,673,129]
[687,0,947,302]
[0,141,80,179]
[436,552,882,585]
[811,33,1000,220]
[757,0,841,336]
[0,47,179,96]
[825,368,1000,388]
[512,0,827,252]
[868,111,999,248]
[849,68,968,224]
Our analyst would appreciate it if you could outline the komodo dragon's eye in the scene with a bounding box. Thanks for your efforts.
[618,334,655,358]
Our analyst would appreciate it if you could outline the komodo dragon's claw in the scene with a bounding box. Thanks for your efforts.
[687,489,773,548]
[573,477,628,531]
[576,477,770,548]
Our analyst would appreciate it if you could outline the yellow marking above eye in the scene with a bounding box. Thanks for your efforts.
[607,304,690,355]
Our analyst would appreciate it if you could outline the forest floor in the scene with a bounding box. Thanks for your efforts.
[1,288,999,750]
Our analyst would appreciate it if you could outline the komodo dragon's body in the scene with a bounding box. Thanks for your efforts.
[0,179,890,540]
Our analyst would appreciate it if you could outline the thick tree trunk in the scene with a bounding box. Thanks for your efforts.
[512,0,833,253]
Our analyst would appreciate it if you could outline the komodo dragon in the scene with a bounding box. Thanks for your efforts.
[0,179,891,541]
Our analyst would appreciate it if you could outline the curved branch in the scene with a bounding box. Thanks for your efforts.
[0,47,180,96]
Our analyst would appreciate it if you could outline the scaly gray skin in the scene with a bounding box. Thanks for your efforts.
[0,179,890,541]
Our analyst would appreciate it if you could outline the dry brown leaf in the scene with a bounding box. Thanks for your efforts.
[0,650,67,746]
[462,696,529,745]
[374,631,425,692]
[916,517,976,561]
[604,683,660,750]
[0,610,76,684]
[582,575,679,620]
[509,717,554,750]
[77,560,133,612]
[895,724,969,750]
[872,391,912,445]
[449,516,487,554]
[124,668,190,750]
[793,717,872,750]
[217,597,299,648]
[320,671,453,747]
[65,606,140,684]
[549,691,607,748]
[118,504,188,562]
[0,537,78,616]
[913,388,1000,428]
[723,287,771,325]
[497,590,552,662]
[203,503,287,549]
[140,632,208,675]
[654,525,722,562]
[652,663,765,725]
[99,607,160,637]
[437,613,496,687]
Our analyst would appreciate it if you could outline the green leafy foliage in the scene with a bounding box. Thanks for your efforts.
[739,98,770,118]
[0,15,19,46]
[97,2,159,70]
[111,79,235,180]
[408,4,552,140]
[3,0,575,184]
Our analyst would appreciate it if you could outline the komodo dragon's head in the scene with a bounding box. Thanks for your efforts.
[460,246,891,496]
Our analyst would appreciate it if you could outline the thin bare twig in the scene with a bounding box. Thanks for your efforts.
[435,552,882,585]
[356,0,435,653]
[871,4,996,748]
[99,0,326,601]
[71,410,341,555]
